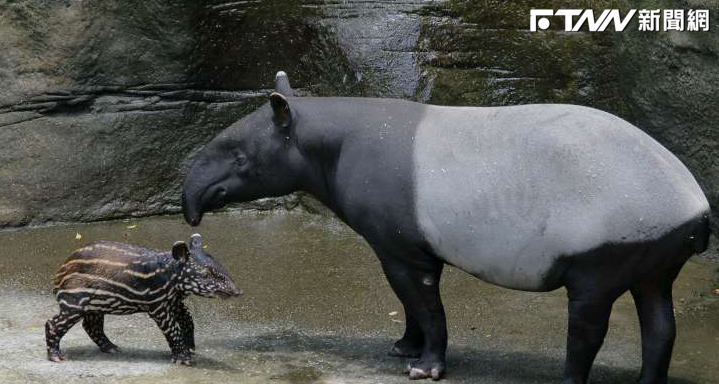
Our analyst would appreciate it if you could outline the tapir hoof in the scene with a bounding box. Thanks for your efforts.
[172,354,195,366]
[47,353,66,363]
[405,360,445,381]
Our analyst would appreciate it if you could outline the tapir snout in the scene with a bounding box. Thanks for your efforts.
[182,175,230,226]
[181,190,202,226]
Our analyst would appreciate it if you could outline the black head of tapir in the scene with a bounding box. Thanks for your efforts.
[173,234,242,298]
[182,73,306,226]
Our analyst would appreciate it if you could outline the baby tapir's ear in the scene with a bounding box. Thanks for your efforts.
[269,92,292,130]
[172,241,189,263]
[190,233,203,250]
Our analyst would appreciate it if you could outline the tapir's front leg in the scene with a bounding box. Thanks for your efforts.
[176,301,195,353]
[389,311,424,358]
[150,304,193,366]
[379,249,447,381]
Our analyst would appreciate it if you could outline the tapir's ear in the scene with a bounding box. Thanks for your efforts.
[274,71,294,97]
[172,241,189,263]
[269,92,292,130]
[190,233,203,250]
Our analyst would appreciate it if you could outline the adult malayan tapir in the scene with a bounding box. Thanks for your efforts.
[182,71,711,383]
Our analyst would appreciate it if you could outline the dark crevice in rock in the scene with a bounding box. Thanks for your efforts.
[0,114,43,128]
[0,86,274,117]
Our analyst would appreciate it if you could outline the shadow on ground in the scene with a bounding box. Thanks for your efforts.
[220,330,698,384]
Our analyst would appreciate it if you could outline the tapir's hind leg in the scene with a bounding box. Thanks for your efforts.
[629,216,701,384]
[83,313,119,353]
[630,275,681,384]
[45,310,82,362]
[560,252,635,384]
[560,294,615,384]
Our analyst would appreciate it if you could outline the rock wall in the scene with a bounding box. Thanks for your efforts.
[0,0,717,240]
[0,0,353,226]
[0,1,245,225]
[621,1,719,238]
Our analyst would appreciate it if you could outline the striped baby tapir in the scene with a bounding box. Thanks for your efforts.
[46,234,241,365]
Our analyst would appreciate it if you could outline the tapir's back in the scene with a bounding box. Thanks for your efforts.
[54,242,177,314]
[412,104,709,291]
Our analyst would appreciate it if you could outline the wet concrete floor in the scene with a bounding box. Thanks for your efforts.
[0,211,717,384]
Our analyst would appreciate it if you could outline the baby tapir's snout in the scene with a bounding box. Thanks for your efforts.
[46,233,240,366]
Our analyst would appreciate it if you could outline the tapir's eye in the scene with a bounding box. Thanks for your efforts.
[235,154,247,166]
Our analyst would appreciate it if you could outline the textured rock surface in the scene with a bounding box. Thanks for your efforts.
[0,0,717,244]
[0,0,350,226]
[620,0,719,238]
[0,1,224,225]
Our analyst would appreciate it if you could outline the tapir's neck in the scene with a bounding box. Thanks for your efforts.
[291,98,353,215]
[289,97,426,219]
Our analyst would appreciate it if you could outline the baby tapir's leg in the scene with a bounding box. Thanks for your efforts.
[82,313,119,353]
[149,305,193,366]
[175,302,195,353]
[45,310,82,362]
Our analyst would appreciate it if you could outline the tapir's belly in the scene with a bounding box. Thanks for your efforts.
[413,104,709,291]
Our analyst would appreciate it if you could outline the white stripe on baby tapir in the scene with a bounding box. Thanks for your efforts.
[57,258,168,279]
[90,298,118,306]
[58,299,84,310]
[55,272,156,295]
[60,258,128,269]
[56,286,177,305]
[413,104,709,291]
[150,303,167,315]
[55,272,178,296]
[123,268,165,279]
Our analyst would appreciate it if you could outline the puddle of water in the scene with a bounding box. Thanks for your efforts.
[0,210,717,383]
